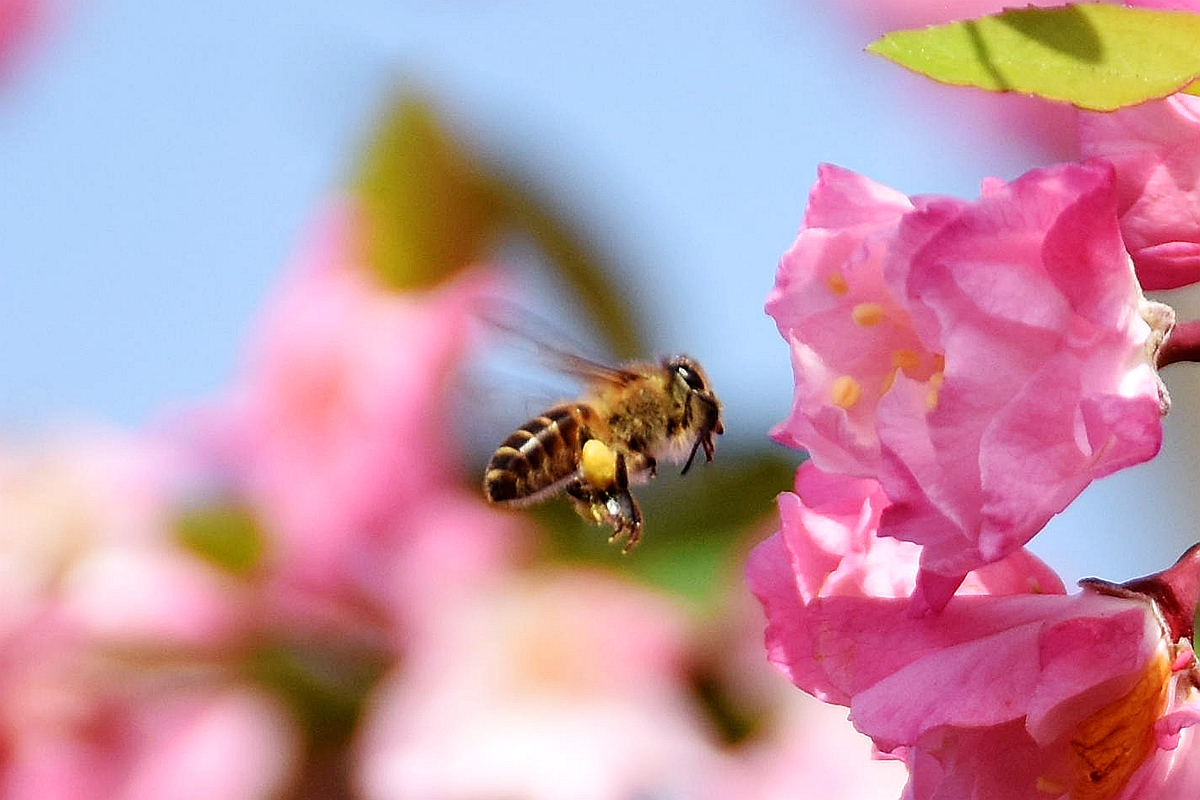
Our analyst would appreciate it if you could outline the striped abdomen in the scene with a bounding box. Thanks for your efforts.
[484,404,598,506]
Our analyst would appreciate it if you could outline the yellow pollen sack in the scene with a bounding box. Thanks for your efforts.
[580,439,619,490]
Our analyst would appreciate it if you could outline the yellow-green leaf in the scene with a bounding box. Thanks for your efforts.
[484,175,646,360]
[353,96,501,291]
[868,4,1200,111]
[175,504,266,576]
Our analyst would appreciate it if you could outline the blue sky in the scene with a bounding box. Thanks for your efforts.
[0,0,1194,581]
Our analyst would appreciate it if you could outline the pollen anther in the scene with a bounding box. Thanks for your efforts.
[830,376,862,409]
[891,348,921,376]
[852,302,885,327]
[825,271,849,296]
[925,372,945,410]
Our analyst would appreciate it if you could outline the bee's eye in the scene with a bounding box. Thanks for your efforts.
[675,363,705,392]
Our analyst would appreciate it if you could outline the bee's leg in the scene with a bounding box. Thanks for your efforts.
[621,452,657,481]
[609,492,643,553]
[565,478,644,552]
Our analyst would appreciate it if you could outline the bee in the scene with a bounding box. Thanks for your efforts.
[483,353,724,551]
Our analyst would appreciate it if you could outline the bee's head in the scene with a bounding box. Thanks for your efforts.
[665,356,724,474]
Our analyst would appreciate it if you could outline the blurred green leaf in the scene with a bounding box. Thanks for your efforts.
[175,505,266,577]
[246,639,389,749]
[688,665,765,746]
[354,92,645,358]
[485,175,645,360]
[533,449,799,606]
[353,95,500,291]
[867,4,1200,111]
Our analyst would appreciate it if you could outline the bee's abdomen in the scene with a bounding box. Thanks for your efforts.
[484,404,590,505]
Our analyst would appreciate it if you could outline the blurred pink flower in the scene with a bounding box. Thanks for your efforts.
[767,162,1169,610]
[0,619,298,800]
[0,429,300,800]
[0,428,245,648]
[355,570,726,800]
[747,462,1200,800]
[1080,94,1200,290]
[0,0,39,87]
[710,695,907,800]
[693,573,909,800]
[198,197,523,623]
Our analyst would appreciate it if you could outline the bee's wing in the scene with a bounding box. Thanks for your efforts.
[542,349,640,388]
[474,298,642,388]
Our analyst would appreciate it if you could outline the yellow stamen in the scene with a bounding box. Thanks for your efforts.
[580,439,618,490]
[830,376,862,409]
[1068,652,1170,800]
[891,348,921,377]
[825,270,849,296]
[1035,777,1066,795]
[852,302,885,327]
[925,372,945,410]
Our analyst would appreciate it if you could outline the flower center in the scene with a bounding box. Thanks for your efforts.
[1065,651,1171,800]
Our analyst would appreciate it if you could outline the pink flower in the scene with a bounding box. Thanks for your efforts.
[0,428,245,648]
[0,619,299,800]
[354,570,725,800]
[747,462,1200,800]
[693,575,909,800]
[0,0,39,88]
[0,430,300,798]
[767,162,1169,610]
[196,198,523,617]
[1080,94,1200,290]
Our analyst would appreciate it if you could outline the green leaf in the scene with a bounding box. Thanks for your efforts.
[174,505,266,576]
[353,95,501,291]
[352,93,644,358]
[245,639,388,748]
[484,175,646,361]
[867,4,1200,111]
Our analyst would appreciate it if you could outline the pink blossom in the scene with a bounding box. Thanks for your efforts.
[1080,94,1200,290]
[747,463,1200,800]
[708,693,907,800]
[0,0,39,88]
[0,428,246,648]
[693,576,909,800]
[767,162,1169,610]
[196,197,523,616]
[0,430,300,798]
[354,570,726,800]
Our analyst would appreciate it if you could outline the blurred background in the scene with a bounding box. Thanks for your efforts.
[0,1,1198,798]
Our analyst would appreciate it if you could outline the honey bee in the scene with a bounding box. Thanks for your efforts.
[483,353,724,551]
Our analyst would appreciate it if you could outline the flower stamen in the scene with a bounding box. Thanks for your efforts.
[1068,651,1171,800]
[830,376,862,409]
[852,302,885,327]
[891,348,921,377]
[925,372,944,410]
[825,270,849,296]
